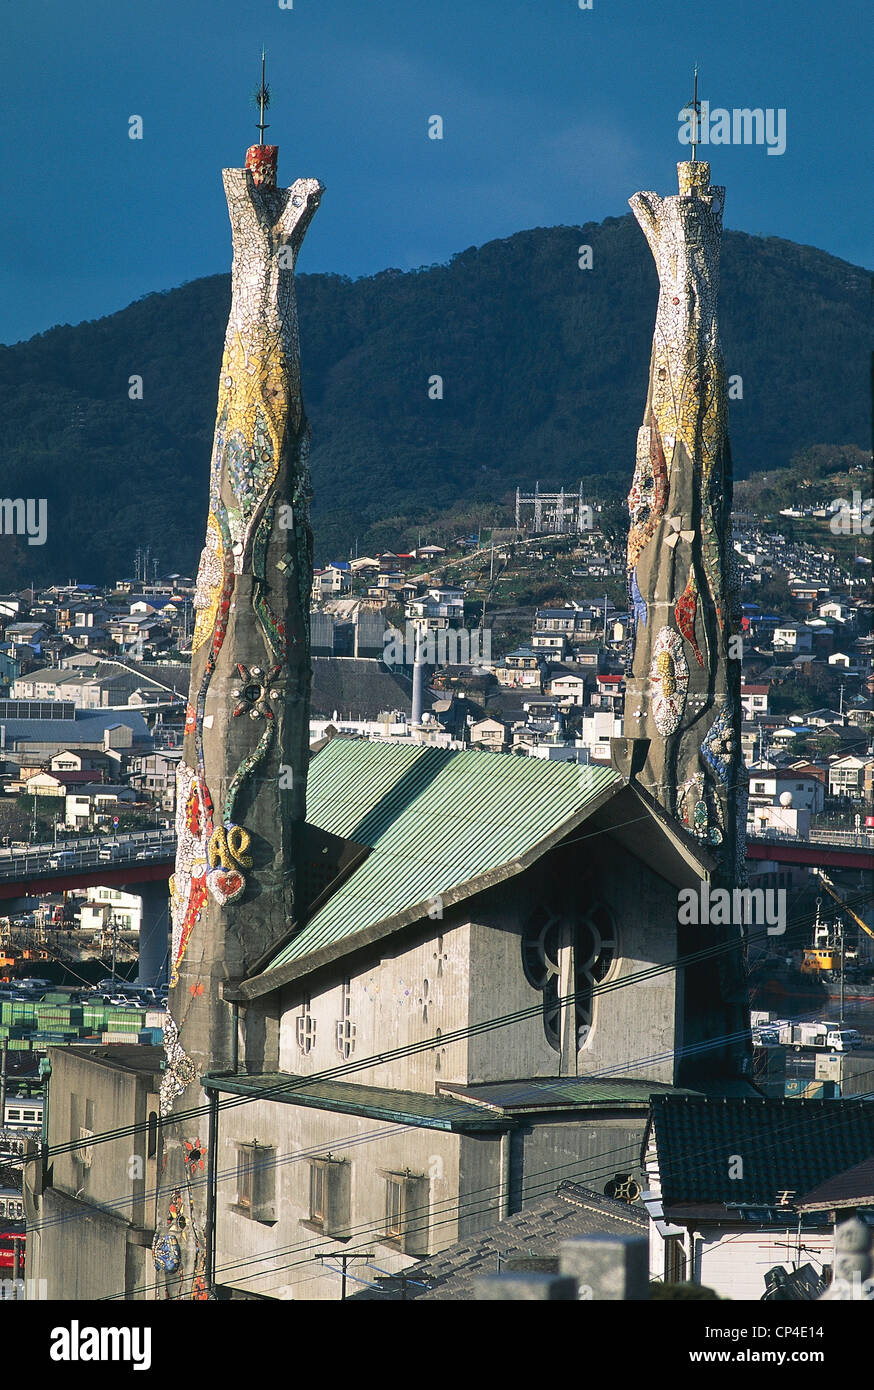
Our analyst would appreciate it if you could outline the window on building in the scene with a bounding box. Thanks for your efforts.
[522,898,617,1052]
[380,1170,429,1256]
[234,1141,276,1223]
[665,1236,687,1284]
[296,995,316,1054]
[335,979,356,1060]
[305,1157,350,1238]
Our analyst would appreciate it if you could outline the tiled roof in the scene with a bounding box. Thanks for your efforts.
[265,740,621,973]
[650,1096,874,1209]
[310,658,419,720]
[349,1183,648,1300]
[798,1156,874,1211]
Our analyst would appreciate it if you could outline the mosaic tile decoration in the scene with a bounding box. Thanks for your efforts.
[623,161,742,888]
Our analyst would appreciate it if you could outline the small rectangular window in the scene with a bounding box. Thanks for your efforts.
[236,1148,254,1210]
[379,1170,429,1256]
[310,1162,326,1225]
[305,1157,350,1238]
[234,1142,276,1223]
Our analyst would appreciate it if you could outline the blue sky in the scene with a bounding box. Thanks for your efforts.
[2,0,871,344]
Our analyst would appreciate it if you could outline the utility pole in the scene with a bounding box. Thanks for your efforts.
[317,1252,375,1301]
[839,914,845,1028]
[1,1038,8,1131]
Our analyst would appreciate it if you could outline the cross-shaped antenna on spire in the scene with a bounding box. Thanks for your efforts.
[254,48,271,144]
[685,63,701,162]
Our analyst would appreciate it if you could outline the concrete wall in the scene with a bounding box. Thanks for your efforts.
[466,838,681,1085]
[215,1095,463,1300]
[28,1046,161,1300]
[277,919,472,1090]
[276,831,683,1093]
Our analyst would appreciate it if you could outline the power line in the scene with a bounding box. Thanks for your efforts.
[40,886,871,1161]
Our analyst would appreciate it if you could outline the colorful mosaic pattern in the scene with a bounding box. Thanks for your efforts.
[674,566,704,667]
[623,161,741,886]
[649,626,689,736]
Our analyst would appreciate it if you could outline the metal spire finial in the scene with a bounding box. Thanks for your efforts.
[680,62,703,164]
[254,48,271,145]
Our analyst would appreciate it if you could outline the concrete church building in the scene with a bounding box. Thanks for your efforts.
[27,91,755,1300]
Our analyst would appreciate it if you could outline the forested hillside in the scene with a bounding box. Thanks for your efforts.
[0,215,867,583]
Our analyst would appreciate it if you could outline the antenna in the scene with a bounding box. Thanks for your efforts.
[254,48,271,144]
[681,63,701,162]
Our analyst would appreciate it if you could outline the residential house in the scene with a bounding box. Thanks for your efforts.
[746,768,824,816]
[468,717,508,751]
[548,672,587,706]
[532,631,568,659]
[740,684,770,718]
[773,623,814,654]
[592,674,624,711]
[128,750,181,812]
[79,886,143,936]
[828,755,874,801]
[580,708,623,762]
[642,1095,874,1298]
[495,648,544,689]
[64,783,137,829]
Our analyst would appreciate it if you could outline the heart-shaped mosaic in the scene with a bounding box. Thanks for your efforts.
[207,865,245,905]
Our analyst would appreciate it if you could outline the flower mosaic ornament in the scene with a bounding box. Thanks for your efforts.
[184,1139,207,1174]
[649,626,689,736]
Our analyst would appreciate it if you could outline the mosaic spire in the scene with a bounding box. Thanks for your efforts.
[623,158,743,873]
[155,108,323,1295]
[621,157,748,1071]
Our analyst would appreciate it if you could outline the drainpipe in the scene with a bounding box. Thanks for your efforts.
[232,1002,239,1074]
[38,1055,51,1147]
[205,1088,219,1297]
[499,1129,512,1220]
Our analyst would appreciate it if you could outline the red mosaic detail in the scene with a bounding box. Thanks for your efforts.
[246,145,278,188]
[674,569,704,667]
[184,1138,206,1173]
[175,876,207,971]
[184,782,201,838]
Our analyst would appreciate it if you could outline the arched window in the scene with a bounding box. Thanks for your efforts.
[522,896,617,1054]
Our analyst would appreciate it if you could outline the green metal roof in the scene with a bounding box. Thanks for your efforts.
[201,1071,513,1131]
[437,1077,758,1112]
[267,739,621,972]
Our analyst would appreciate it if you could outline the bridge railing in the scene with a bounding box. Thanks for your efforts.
[0,830,177,881]
[747,828,874,849]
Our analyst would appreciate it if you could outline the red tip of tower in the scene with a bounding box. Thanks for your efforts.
[246,145,278,188]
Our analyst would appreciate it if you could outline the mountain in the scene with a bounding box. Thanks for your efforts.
[0,216,868,584]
